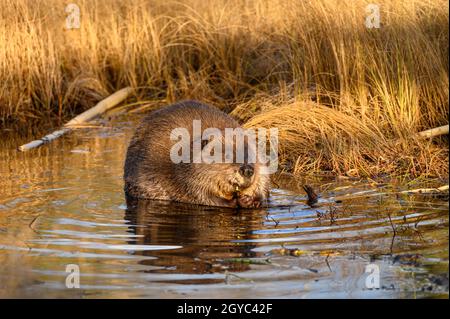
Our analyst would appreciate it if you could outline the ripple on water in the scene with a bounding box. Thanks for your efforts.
[0,121,447,298]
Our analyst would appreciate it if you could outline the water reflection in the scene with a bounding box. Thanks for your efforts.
[125,197,265,278]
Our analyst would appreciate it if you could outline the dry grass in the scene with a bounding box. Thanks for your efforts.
[241,100,448,178]
[0,0,448,177]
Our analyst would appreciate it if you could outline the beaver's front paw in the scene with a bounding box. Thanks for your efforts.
[238,195,261,208]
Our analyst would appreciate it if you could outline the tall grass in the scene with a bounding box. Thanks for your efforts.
[0,0,448,177]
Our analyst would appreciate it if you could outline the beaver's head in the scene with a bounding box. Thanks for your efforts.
[190,133,270,208]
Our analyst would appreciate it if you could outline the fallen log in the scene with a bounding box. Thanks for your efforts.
[18,87,133,152]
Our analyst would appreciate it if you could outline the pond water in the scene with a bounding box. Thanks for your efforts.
[0,115,448,298]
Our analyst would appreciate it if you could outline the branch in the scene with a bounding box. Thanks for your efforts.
[417,124,449,139]
[18,87,133,152]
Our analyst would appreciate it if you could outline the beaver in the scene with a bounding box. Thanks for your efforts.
[124,100,270,208]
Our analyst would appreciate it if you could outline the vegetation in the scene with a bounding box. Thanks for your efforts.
[1,0,448,177]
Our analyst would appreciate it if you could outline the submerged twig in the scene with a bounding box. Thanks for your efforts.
[388,213,397,255]
[325,254,332,272]
[269,216,280,227]
[28,214,41,234]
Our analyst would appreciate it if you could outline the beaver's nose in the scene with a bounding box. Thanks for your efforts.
[239,164,254,178]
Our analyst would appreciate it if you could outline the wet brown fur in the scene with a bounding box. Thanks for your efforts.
[124,100,270,208]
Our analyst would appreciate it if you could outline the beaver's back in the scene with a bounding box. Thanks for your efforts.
[124,100,240,200]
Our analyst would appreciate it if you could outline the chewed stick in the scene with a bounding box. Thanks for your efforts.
[417,124,448,139]
[18,87,132,152]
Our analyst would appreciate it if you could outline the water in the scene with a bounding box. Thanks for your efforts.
[0,115,448,298]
